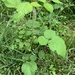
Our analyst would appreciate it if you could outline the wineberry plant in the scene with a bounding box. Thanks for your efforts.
[0,0,68,75]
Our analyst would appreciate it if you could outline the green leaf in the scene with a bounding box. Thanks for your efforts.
[52,0,63,4]
[40,26,48,32]
[3,0,21,8]
[44,3,53,12]
[12,12,25,22]
[15,39,21,42]
[17,2,33,15]
[38,0,46,3]
[18,35,23,38]
[53,4,62,9]
[38,36,48,45]
[26,20,41,28]
[22,62,37,75]
[25,30,32,36]
[12,2,33,22]
[24,42,31,51]
[30,55,37,61]
[19,42,24,50]
[19,30,25,34]
[10,44,15,50]
[33,36,38,44]
[48,36,66,58]
[22,54,31,61]
[44,30,56,39]
[31,2,41,7]
[33,29,41,35]
[38,50,45,59]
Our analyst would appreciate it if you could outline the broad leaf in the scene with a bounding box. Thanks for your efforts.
[17,2,33,15]
[38,36,48,45]
[31,2,41,7]
[12,12,25,22]
[44,3,53,12]
[44,30,56,39]
[38,0,46,3]
[22,62,37,75]
[26,20,41,28]
[48,36,66,58]
[52,0,63,4]
[3,0,21,8]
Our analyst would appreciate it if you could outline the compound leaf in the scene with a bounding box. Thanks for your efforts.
[48,36,66,58]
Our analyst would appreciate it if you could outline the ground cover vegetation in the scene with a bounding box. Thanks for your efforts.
[0,0,75,75]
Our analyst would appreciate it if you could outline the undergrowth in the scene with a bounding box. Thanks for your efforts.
[0,0,75,75]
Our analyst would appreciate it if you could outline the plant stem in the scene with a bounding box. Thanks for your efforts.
[31,7,36,43]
